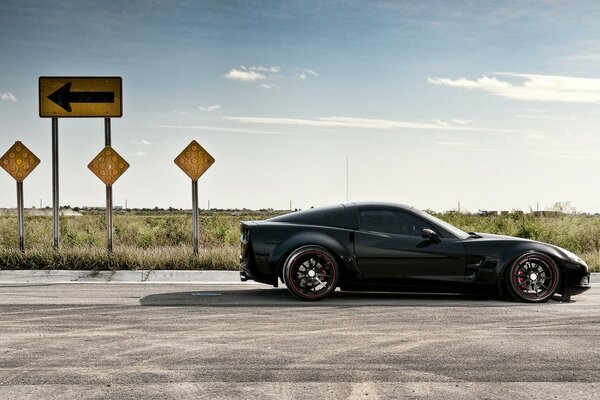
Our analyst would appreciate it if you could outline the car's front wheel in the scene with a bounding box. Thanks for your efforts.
[283,246,339,300]
[506,252,560,302]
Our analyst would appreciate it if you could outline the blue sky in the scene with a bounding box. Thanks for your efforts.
[2,0,600,212]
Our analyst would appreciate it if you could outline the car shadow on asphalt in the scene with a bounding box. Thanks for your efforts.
[139,287,567,307]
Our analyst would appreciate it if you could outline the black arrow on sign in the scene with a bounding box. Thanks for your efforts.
[47,82,114,112]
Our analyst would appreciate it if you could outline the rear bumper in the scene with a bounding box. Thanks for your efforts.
[240,270,250,282]
[239,262,254,282]
[240,256,277,286]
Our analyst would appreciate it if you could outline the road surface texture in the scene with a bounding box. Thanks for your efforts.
[0,283,598,399]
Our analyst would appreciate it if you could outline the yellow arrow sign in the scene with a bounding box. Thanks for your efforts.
[88,146,129,186]
[39,76,122,118]
[0,141,41,182]
[174,140,215,181]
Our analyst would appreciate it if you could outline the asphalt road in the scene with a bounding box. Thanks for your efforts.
[0,283,599,399]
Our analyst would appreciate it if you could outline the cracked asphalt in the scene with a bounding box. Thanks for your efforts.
[0,284,599,399]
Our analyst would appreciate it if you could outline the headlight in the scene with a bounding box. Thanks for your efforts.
[560,247,583,263]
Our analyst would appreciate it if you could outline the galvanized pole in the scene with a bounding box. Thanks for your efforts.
[17,181,24,252]
[192,180,199,256]
[105,118,113,254]
[52,117,59,250]
[346,156,349,202]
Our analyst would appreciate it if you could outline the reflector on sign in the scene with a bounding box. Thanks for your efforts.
[0,141,41,182]
[174,140,215,181]
[87,146,129,186]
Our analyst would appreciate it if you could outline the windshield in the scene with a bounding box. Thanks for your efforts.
[414,209,470,239]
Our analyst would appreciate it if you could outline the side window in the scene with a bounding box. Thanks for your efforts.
[359,210,435,237]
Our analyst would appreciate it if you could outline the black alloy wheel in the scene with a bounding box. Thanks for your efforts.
[507,252,560,302]
[283,246,339,300]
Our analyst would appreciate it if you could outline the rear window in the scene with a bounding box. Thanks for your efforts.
[269,205,346,228]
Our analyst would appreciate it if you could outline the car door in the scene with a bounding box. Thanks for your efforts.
[354,209,467,291]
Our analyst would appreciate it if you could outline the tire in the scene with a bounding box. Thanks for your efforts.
[280,267,286,286]
[283,246,339,301]
[506,252,560,303]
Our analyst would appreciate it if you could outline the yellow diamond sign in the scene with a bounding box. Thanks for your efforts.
[0,141,41,182]
[174,140,215,181]
[88,146,129,186]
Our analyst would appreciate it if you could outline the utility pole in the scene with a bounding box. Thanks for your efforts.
[346,156,349,202]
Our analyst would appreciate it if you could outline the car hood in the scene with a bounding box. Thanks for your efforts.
[471,232,534,242]
[469,233,585,264]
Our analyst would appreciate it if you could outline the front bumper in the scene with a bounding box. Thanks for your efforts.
[564,273,592,296]
[563,262,591,296]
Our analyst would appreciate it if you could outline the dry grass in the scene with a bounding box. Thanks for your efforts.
[0,212,263,271]
[0,245,238,271]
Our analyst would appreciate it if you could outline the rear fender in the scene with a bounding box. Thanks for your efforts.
[269,231,357,279]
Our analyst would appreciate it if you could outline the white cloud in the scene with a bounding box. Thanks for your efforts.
[516,113,577,122]
[530,148,600,162]
[0,92,17,102]
[428,73,600,103]
[432,140,500,152]
[224,65,280,82]
[432,141,479,147]
[130,139,153,145]
[249,66,280,73]
[225,68,266,82]
[197,104,221,112]
[159,125,288,135]
[173,110,188,115]
[296,69,318,80]
[225,115,512,133]
[224,65,317,84]
[526,131,548,140]
[450,118,473,125]
[130,151,146,157]
[523,108,550,113]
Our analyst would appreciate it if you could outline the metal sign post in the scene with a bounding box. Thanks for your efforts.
[174,140,215,256]
[0,141,41,252]
[88,143,129,254]
[104,118,113,253]
[52,117,59,249]
[192,180,199,255]
[17,181,24,251]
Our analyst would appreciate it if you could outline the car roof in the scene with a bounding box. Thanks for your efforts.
[348,201,415,211]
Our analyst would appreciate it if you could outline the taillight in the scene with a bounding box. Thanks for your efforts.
[240,225,250,243]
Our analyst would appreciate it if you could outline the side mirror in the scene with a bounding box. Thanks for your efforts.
[422,228,440,243]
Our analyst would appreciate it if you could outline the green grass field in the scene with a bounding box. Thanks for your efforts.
[0,211,599,272]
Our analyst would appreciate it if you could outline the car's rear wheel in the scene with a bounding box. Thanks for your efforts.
[506,252,560,302]
[283,246,339,300]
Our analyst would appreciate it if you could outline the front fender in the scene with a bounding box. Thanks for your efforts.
[496,242,567,294]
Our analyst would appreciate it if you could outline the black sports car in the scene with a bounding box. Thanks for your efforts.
[240,202,591,302]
